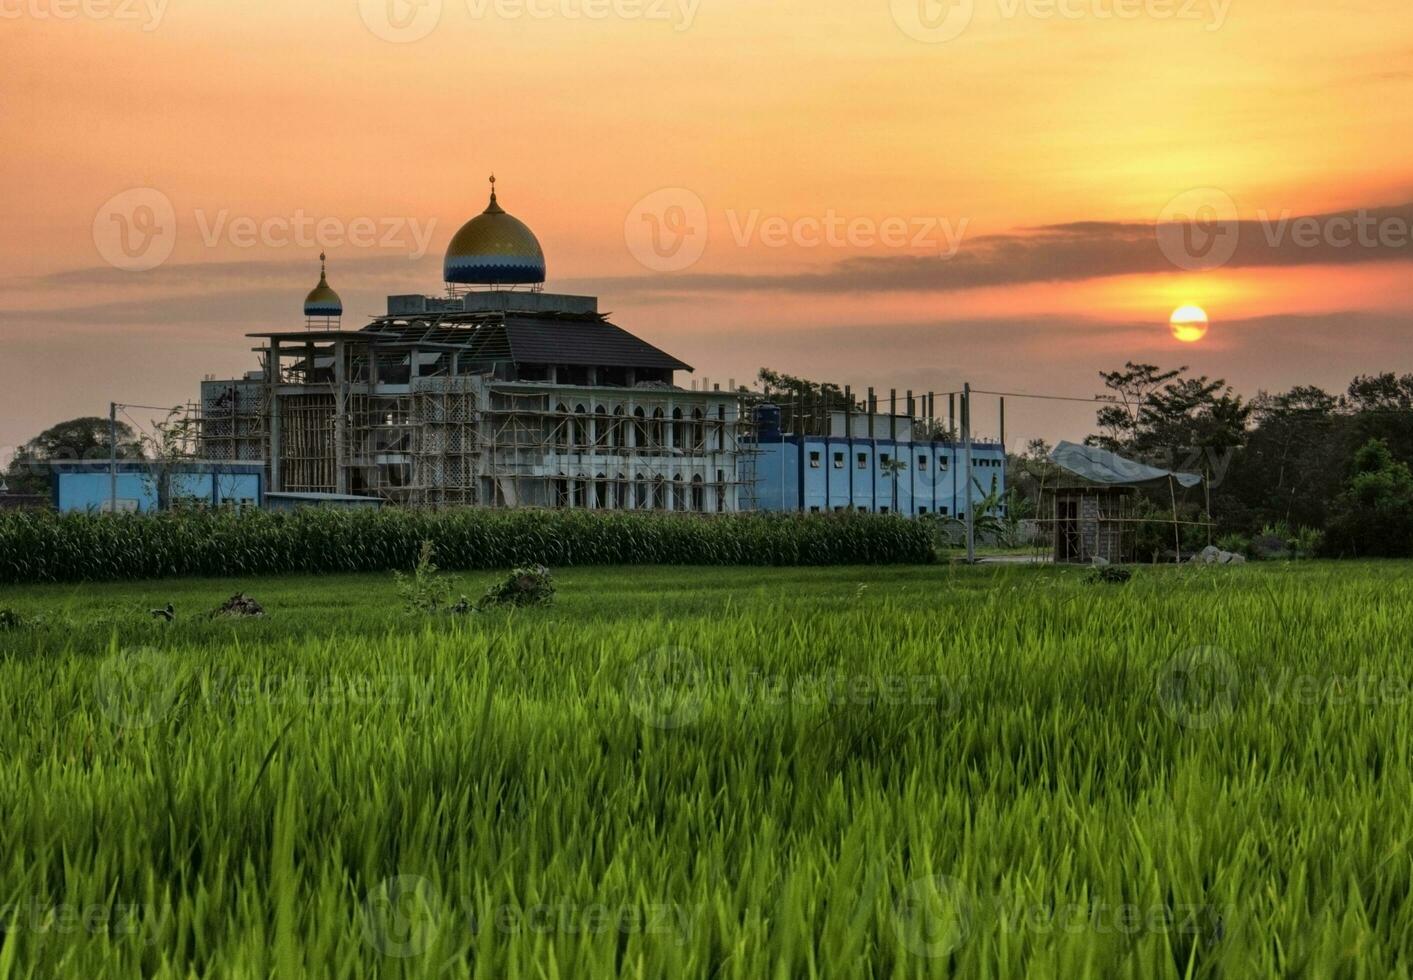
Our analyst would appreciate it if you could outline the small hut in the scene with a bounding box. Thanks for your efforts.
[1045,442,1203,565]
[1052,484,1136,564]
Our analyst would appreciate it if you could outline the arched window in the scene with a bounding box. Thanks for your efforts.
[651,408,666,451]
[691,474,705,512]
[591,406,607,450]
[672,474,685,512]
[555,404,571,451]
[652,476,667,510]
[574,404,589,449]
[615,473,629,510]
[690,408,705,452]
[594,473,609,509]
[611,406,626,451]
[633,407,648,449]
[635,474,650,510]
[672,408,685,451]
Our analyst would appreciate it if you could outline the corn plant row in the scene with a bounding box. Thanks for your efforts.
[0,508,936,583]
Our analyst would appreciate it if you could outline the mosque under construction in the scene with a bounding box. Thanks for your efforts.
[186,178,1005,518]
[196,179,756,512]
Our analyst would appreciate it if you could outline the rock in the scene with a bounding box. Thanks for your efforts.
[1191,545,1223,565]
[1191,546,1246,566]
[1092,556,1111,567]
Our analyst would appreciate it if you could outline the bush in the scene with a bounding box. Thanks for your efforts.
[1326,440,1413,557]
[0,509,936,584]
[393,541,455,613]
[478,565,555,609]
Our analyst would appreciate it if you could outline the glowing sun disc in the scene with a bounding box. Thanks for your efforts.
[1170,305,1209,343]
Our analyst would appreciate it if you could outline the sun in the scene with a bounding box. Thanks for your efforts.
[1170,305,1209,343]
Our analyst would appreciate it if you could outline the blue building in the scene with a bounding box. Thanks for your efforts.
[751,405,1006,518]
[51,461,264,513]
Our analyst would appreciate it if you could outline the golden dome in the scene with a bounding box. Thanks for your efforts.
[304,252,342,317]
[443,176,546,285]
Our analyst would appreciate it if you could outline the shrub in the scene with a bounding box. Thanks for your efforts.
[1087,565,1133,585]
[393,541,455,613]
[1326,440,1413,557]
[478,565,555,610]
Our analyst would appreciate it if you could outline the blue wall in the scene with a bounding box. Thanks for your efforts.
[754,437,1005,518]
[54,465,263,513]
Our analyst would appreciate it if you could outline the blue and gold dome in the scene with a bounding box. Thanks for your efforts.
[444,177,546,286]
[303,253,343,318]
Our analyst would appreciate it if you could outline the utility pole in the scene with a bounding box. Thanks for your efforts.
[109,402,118,515]
[963,382,975,564]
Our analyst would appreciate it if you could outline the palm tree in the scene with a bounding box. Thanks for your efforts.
[880,456,909,514]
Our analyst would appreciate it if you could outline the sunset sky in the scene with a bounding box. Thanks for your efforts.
[4,0,1413,456]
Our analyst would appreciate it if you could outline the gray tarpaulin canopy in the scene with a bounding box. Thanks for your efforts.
[1049,441,1203,488]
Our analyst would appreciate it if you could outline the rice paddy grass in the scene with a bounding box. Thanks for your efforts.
[1,561,1411,978]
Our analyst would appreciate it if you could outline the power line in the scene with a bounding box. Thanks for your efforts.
[970,388,1118,405]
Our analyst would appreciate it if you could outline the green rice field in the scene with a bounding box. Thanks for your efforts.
[1,562,1411,977]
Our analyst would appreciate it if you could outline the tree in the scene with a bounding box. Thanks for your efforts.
[1093,363,1183,451]
[4,417,144,496]
[1325,439,1413,557]
[880,455,908,514]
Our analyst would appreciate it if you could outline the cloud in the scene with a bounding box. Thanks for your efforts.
[576,201,1413,298]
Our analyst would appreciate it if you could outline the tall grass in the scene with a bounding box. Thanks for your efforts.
[0,508,934,584]
[0,563,1410,976]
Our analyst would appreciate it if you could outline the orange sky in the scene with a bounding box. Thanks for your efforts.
[3,0,1413,454]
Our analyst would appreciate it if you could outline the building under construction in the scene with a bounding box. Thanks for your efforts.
[197,180,754,512]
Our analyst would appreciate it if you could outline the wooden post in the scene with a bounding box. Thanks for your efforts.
[1169,475,1182,563]
[963,383,975,564]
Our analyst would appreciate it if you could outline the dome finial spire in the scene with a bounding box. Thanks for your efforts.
[489,173,497,205]
[304,250,343,325]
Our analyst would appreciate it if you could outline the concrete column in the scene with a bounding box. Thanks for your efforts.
[267,340,282,492]
[333,340,348,495]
